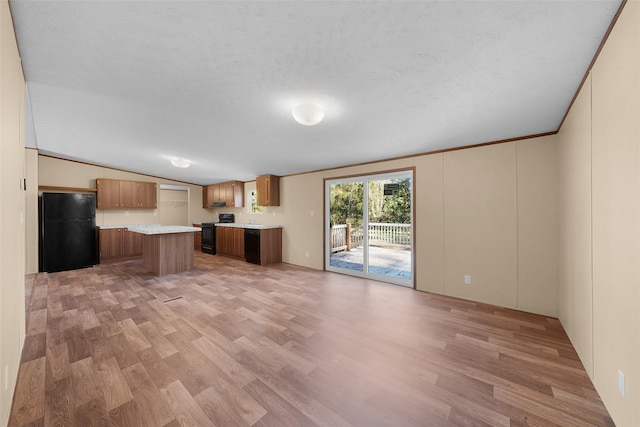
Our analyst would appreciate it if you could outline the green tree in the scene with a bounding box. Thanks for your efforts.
[330,178,411,226]
[380,178,411,224]
[330,182,363,226]
[368,180,384,222]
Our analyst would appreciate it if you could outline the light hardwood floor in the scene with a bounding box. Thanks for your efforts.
[9,252,614,426]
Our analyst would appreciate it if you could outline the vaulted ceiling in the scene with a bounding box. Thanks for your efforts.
[10,0,622,185]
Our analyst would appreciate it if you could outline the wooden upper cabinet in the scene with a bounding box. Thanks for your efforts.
[227,181,244,207]
[137,182,157,208]
[119,180,138,208]
[203,181,244,208]
[96,178,157,209]
[256,175,280,206]
[202,185,214,208]
[96,179,121,208]
[213,184,221,203]
[224,182,234,206]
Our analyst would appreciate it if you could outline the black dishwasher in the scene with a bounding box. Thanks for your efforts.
[244,229,261,264]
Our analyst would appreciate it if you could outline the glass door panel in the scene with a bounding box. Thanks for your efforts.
[326,171,413,287]
[367,177,412,284]
[328,181,364,273]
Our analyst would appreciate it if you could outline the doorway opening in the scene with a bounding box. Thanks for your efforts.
[325,170,414,287]
[158,184,189,226]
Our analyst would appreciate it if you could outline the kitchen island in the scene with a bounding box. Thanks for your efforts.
[127,225,201,275]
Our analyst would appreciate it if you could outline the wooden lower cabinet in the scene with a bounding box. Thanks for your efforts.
[99,228,123,259]
[193,224,202,250]
[257,228,282,265]
[216,226,245,258]
[233,228,245,258]
[122,229,142,256]
[215,226,282,264]
[99,227,143,262]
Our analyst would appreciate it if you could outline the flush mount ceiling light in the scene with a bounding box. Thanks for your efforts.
[170,158,190,168]
[292,103,325,126]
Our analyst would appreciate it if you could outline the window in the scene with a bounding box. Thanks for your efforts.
[250,190,263,214]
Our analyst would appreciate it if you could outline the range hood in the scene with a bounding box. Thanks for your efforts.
[211,201,226,207]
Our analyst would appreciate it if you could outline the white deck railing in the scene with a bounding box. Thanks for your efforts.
[331,223,411,252]
[330,224,348,252]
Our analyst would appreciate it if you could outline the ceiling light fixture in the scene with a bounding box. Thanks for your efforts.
[170,158,190,168]
[292,103,325,126]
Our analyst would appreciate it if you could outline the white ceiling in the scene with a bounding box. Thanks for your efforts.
[10,0,622,185]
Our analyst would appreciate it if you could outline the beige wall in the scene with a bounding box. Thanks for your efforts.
[558,75,594,374]
[0,1,26,424]
[158,188,189,226]
[516,138,559,315]
[558,1,640,425]
[443,143,518,308]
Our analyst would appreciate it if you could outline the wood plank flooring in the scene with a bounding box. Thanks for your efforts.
[9,253,614,426]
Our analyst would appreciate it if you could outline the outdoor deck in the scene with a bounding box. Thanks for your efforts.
[330,246,411,279]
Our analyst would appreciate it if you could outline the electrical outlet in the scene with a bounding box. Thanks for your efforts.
[310,210,314,217]
[464,275,472,285]
[305,251,309,258]
[618,370,625,397]
[4,366,8,390]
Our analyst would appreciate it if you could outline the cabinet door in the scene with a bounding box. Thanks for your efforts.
[233,228,245,257]
[137,182,157,208]
[213,184,221,203]
[97,179,121,208]
[215,227,221,253]
[256,176,268,206]
[99,228,123,258]
[257,175,279,206]
[194,231,202,250]
[202,185,213,208]
[227,181,244,207]
[224,182,234,207]
[218,227,233,255]
[224,227,235,255]
[268,175,279,206]
[216,227,245,257]
[122,229,142,256]
[119,180,138,208]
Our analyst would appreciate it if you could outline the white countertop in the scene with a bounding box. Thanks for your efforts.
[215,223,283,230]
[98,224,160,230]
[127,225,201,235]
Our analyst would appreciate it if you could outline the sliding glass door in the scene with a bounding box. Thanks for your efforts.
[326,171,413,287]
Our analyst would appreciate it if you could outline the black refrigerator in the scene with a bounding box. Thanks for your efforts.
[40,192,97,273]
